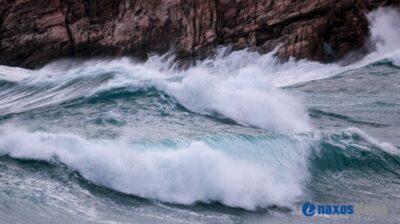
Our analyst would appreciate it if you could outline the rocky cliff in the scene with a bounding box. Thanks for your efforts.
[0,0,398,68]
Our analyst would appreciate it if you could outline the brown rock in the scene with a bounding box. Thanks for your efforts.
[36,12,65,30]
[0,0,399,68]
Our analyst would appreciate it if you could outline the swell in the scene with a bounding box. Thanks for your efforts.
[367,58,400,68]
[1,56,398,132]
[0,128,314,210]
[3,129,397,174]
[0,83,240,129]
[0,72,114,116]
[0,128,398,210]
[1,50,398,109]
[309,109,389,128]
[0,62,312,134]
[311,129,400,174]
[62,86,171,107]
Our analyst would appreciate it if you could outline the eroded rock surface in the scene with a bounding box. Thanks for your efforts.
[0,0,398,68]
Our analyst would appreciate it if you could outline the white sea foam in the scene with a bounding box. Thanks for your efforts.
[160,66,311,133]
[345,127,400,155]
[0,54,314,134]
[0,128,312,210]
[0,65,32,82]
[0,7,399,212]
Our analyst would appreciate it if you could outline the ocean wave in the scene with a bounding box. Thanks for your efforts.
[388,50,400,67]
[0,128,314,210]
[0,127,398,210]
[311,128,400,173]
[0,56,312,133]
[0,7,399,213]
[1,48,399,133]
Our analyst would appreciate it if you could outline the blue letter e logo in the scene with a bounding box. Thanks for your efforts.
[302,203,316,217]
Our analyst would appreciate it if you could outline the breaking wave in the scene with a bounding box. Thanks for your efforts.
[0,7,399,214]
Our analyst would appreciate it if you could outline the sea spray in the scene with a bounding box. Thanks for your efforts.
[160,66,311,133]
[0,54,313,133]
[0,6,399,217]
[368,7,400,56]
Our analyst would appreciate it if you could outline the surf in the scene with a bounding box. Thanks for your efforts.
[0,8,399,224]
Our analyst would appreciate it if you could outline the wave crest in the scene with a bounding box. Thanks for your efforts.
[0,128,314,210]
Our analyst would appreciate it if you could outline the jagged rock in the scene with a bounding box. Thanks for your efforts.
[0,0,399,68]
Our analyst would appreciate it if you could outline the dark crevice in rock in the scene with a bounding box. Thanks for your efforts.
[64,1,75,55]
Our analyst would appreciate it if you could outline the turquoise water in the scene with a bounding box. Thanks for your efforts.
[0,54,399,223]
[1,7,400,222]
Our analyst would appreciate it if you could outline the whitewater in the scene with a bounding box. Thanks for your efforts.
[0,7,400,224]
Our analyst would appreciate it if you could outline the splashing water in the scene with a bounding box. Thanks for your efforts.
[0,6,400,224]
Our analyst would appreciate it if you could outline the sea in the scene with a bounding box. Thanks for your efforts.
[0,7,399,224]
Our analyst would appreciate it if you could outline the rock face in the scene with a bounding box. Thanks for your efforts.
[0,0,398,68]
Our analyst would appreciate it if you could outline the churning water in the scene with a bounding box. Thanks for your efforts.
[0,7,400,224]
